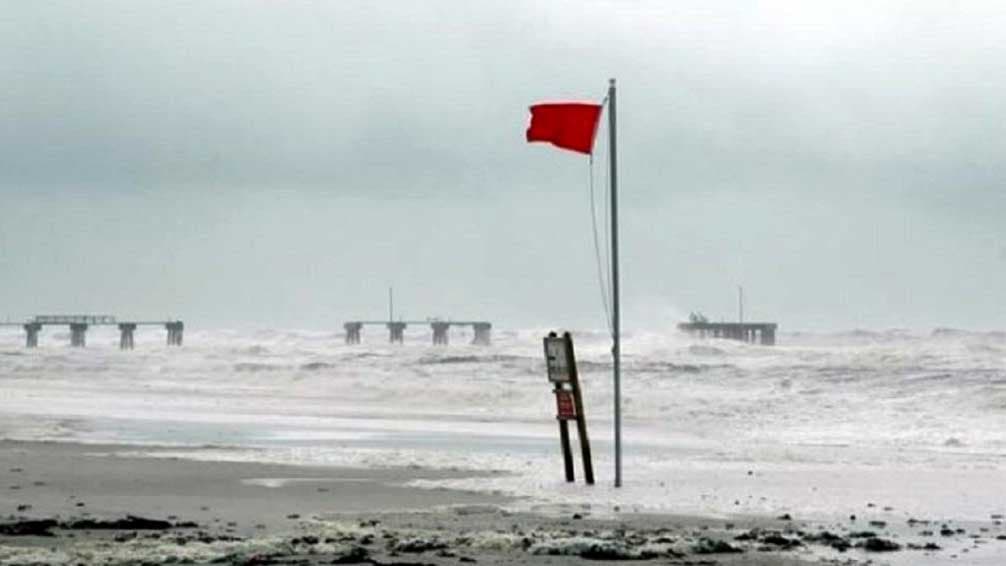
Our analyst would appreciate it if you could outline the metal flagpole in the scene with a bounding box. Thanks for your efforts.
[738,285,744,324]
[607,78,622,488]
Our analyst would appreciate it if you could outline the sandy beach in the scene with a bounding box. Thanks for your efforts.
[2,439,1004,565]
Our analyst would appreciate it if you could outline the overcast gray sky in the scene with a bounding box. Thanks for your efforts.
[2,1,1004,331]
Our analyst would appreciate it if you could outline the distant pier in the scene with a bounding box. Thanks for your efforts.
[678,321,777,345]
[1,315,184,349]
[343,320,492,346]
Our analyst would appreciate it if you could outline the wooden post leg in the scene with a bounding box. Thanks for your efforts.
[576,415,595,485]
[563,333,595,485]
[559,419,575,482]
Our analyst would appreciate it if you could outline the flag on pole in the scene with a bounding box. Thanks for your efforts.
[525,84,621,489]
[526,103,603,155]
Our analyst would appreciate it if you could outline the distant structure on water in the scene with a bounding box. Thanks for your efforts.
[678,311,778,345]
[0,315,184,349]
[343,319,492,346]
[344,287,491,346]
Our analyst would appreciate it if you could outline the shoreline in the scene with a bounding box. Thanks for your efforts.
[0,439,509,530]
[2,439,1005,565]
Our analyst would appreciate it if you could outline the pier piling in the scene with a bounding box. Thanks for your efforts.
[471,322,492,345]
[23,323,41,348]
[344,322,362,344]
[165,321,184,346]
[387,322,406,343]
[118,323,137,350]
[431,322,450,346]
[69,323,88,347]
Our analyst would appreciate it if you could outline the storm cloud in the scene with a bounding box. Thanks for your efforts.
[2,1,1003,330]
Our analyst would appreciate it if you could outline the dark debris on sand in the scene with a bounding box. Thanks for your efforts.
[691,537,744,554]
[63,515,175,530]
[2,510,1005,565]
[0,514,194,537]
[0,518,58,536]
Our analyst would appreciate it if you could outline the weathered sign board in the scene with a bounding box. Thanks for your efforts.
[543,331,594,485]
[555,389,576,420]
[544,336,572,383]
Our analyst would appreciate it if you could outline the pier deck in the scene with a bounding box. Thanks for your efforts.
[678,321,777,345]
[343,320,492,346]
[0,315,184,349]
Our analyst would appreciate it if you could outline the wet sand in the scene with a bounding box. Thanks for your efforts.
[1,440,1004,565]
[0,439,506,534]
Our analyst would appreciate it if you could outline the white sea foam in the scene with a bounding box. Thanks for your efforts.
[0,325,1003,521]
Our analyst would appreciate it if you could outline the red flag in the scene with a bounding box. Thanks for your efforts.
[526,102,603,155]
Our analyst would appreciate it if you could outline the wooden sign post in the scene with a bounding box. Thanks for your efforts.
[543,331,594,485]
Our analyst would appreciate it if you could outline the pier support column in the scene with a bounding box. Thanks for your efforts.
[344,322,362,345]
[761,327,776,346]
[387,322,406,343]
[118,323,136,350]
[165,321,184,346]
[431,322,450,346]
[69,323,88,347]
[471,322,492,345]
[23,323,41,348]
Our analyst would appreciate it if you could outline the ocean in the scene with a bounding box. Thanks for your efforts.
[1,325,1003,522]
